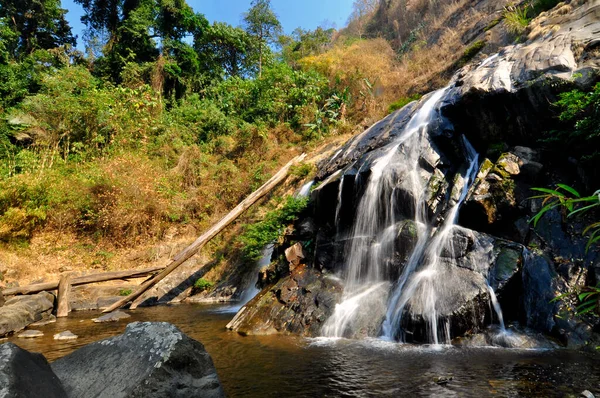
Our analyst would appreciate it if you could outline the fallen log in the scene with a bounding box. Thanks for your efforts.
[2,266,166,296]
[104,153,307,313]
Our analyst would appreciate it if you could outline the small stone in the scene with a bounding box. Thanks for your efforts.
[54,331,78,340]
[17,330,44,338]
[581,391,595,398]
[92,310,131,323]
[434,375,453,385]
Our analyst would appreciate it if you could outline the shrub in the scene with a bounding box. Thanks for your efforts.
[542,83,600,166]
[238,196,309,261]
[504,5,531,35]
[193,278,214,291]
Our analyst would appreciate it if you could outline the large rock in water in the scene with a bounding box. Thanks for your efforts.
[227,265,343,336]
[51,322,224,398]
[0,342,67,398]
[0,292,54,337]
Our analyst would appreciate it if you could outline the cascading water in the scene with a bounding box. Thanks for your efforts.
[322,88,455,338]
[320,84,512,344]
[487,285,506,331]
[382,137,479,344]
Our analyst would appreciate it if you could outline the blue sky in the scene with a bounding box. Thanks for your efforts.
[62,0,354,49]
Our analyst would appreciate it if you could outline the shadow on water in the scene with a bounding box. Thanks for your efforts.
[5,303,600,398]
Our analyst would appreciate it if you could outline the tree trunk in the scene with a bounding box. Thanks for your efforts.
[103,154,306,313]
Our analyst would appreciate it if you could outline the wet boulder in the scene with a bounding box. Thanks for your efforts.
[399,264,490,343]
[0,292,55,337]
[52,322,224,398]
[227,265,343,337]
[0,342,67,398]
[521,253,561,333]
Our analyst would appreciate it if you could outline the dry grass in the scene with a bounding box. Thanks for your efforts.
[299,0,489,125]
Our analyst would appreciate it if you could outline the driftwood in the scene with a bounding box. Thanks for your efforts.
[2,266,166,296]
[56,274,72,318]
[104,153,307,313]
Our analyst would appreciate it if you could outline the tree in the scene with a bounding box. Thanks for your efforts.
[0,0,76,58]
[77,0,210,96]
[243,0,282,78]
[347,0,378,39]
[195,22,258,78]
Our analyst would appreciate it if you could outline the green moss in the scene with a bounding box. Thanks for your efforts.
[484,18,502,32]
[118,289,133,296]
[456,40,486,68]
[388,94,422,113]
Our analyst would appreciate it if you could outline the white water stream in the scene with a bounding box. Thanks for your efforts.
[321,86,509,343]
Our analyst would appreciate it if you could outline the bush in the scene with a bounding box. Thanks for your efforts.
[504,5,531,35]
[543,83,600,166]
[238,196,309,261]
[193,278,214,291]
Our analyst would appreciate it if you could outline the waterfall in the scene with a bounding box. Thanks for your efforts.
[298,180,314,198]
[487,285,506,331]
[238,245,274,306]
[322,88,454,338]
[382,137,479,343]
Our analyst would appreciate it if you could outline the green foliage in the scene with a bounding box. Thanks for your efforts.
[119,288,133,296]
[388,94,422,113]
[238,196,308,261]
[552,284,600,317]
[530,184,600,252]
[289,163,315,179]
[0,0,75,58]
[504,5,531,35]
[280,27,334,65]
[544,83,600,163]
[456,40,486,68]
[193,277,214,291]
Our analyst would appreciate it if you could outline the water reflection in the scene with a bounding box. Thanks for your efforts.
[5,304,600,397]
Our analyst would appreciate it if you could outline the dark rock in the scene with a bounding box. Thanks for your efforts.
[316,102,418,179]
[227,265,343,337]
[52,322,224,398]
[0,342,67,398]
[0,292,54,337]
[445,1,600,152]
[521,252,560,333]
[399,263,490,343]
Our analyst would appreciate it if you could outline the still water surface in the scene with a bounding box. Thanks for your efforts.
[6,303,600,397]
